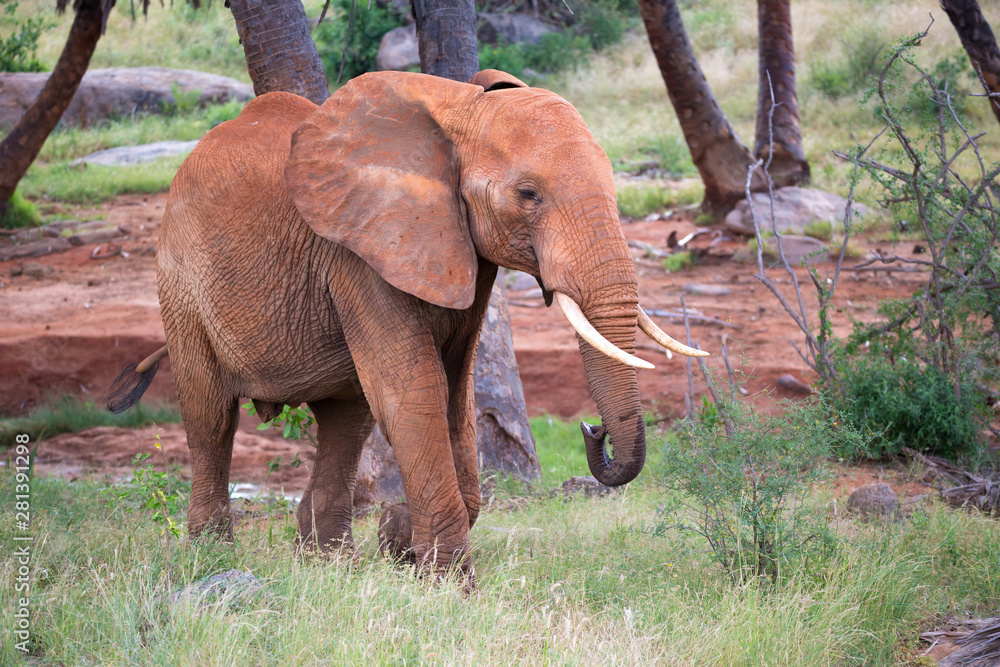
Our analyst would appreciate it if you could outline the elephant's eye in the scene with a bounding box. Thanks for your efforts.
[518,188,541,204]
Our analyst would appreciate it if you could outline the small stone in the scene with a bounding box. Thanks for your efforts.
[21,262,53,279]
[683,283,732,297]
[553,476,617,498]
[847,483,900,519]
[167,569,264,608]
[776,373,812,395]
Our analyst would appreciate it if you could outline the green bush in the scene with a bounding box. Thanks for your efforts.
[313,0,408,83]
[616,182,670,218]
[835,355,987,460]
[0,190,39,229]
[479,32,593,79]
[657,396,862,584]
[0,5,46,73]
[808,28,885,100]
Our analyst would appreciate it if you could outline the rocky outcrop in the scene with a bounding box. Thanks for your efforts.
[70,140,200,167]
[0,68,253,128]
[477,13,555,45]
[724,186,871,237]
[375,25,420,72]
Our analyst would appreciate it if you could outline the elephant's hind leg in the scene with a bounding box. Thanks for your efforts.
[297,396,374,552]
[167,326,240,539]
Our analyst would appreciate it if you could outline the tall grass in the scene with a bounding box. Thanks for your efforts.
[0,396,181,449]
[2,462,997,664]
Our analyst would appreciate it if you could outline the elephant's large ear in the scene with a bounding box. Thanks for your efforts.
[468,69,528,91]
[286,72,481,310]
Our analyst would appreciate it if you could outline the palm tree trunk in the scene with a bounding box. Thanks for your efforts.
[754,0,809,187]
[637,0,764,214]
[228,0,330,104]
[942,0,1000,127]
[412,0,479,81]
[0,0,106,216]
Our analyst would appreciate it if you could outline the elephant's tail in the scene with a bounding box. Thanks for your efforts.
[103,345,169,414]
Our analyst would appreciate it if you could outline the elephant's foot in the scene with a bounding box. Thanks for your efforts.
[378,502,476,592]
[296,499,354,554]
[377,502,415,563]
[188,500,234,542]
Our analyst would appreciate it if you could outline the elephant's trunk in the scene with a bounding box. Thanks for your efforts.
[576,286,646,487]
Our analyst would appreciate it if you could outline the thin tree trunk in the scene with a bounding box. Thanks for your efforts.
[754,0,809,187]
[228,0,330,105]
[941,0,1000,126]
[412,0,479,81]
[638,0,764,214]
[0,0,106,216]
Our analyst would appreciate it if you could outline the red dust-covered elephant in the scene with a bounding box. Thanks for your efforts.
[105,69,704,577]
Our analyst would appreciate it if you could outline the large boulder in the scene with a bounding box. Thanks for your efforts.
[724,186,870,237]
[0,68,254,128]
[69,140,200,167]
[375,24,420,72]
[477,13,555,46]
[353,276,540,511]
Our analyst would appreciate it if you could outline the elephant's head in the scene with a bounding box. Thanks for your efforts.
[285,70,704,487]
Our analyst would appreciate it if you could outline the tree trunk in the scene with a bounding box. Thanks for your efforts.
[754,0,809,187]
[228,0,330,105]
[412,0,479,81]
[942,0,1000,126]
[638,0,765,215]
[0,0,106,216]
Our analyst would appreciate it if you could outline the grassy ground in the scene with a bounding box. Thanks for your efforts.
[0,397,181,449]
[1,419,997,665]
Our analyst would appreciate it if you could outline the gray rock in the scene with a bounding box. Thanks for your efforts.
[776,373,812,395]
[0,237,72,262]
[375,25,420,72]
[67,227,125,247]
[505,269,538,292]
[763,234,828,265]
[724,187,870,237]
[70,140,199,167]
[21,262,53,279]
[0,67,253,128]
[168,569,264,608]
[847,483,900,519]
[683,283,732,297]
[477,13,555,46]
[553,476,617,498]
[353,275,540,511]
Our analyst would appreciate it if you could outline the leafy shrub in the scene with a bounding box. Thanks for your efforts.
[808,28,885,100]
[835,355,986,460]
[825,30,999,463]
[313,0,407,83]
[0,3,46,73]
[479,32,593,78]
[662,251,693,273]
[658,397,862,584]
[0,190,39,229]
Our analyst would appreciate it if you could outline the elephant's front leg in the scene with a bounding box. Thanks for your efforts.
[297,396,374,552]
[351,334,472,576]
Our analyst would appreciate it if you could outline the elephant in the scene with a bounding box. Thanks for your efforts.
[105,68,704,577]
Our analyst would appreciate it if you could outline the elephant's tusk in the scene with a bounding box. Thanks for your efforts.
[637,308,709,358]
[554,292,655,369]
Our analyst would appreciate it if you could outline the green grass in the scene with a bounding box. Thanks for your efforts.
[662,251,693,273]
[0,190,40,228]
[2,429,998,664]
[616,181,704,219]
[18,155,188,204]
[0,396,181,450]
